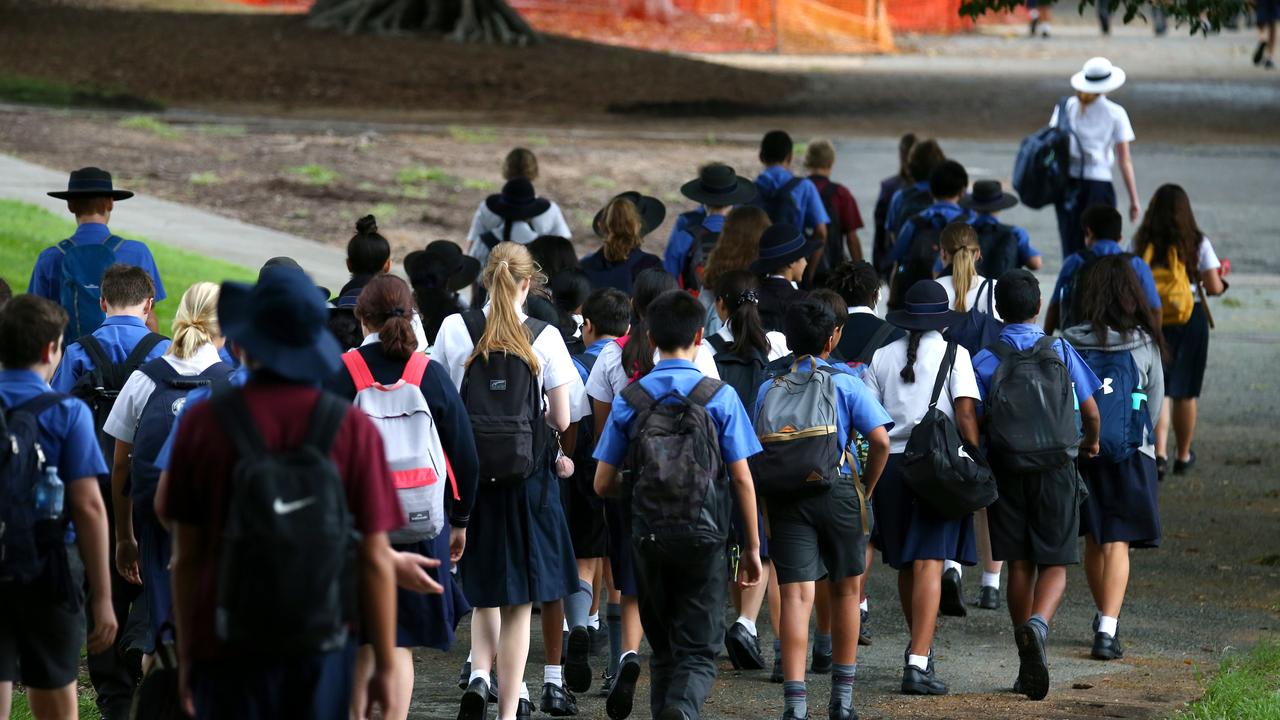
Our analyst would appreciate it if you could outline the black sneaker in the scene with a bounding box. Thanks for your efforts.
[1015,623,1050,700]
[457,660,471,690]
[606,654,641,719]
[901,664,948,695]
[1266,58,1277,70]
[565,626,593,693]
[976,586,1000,610]
[1255,40,1268,65]
[771,655,784,683]
[541,683,579,716]
[599,671,615,697]
[516,697,535,720]
[725,622,766,670]
[1091,631,1124,661]
[858,608,871,646]
[1173,451,1197,475]
[457,677,490,720]
[829,689,859,720]
[940,568,967,617]
[657,709,689,720]
[811,647,833,674]
[780,710,808,720]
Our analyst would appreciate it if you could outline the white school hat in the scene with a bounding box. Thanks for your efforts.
[1071,57,1126,94]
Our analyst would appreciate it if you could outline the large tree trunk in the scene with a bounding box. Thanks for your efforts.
[308,0,540,45]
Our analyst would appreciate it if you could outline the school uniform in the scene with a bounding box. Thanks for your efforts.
[873,175,907,277]
[27,223,167,304]
[755,166,831,234]
[862,332,980,570]
[884,180,930,237]
[51,316,171,394]
[594,359,762,720]
[1049,96,1135,257]
[1157,237,1220,399]
[971,213,1041,267]
[753,357,892,585]
[466,199,571,268]
[0,369,108,691]
[663,212,726,280]
[579,247,665,295]
[335,275,431,351]
[1063,326,1164,548]
[972,324,1102,565]
[434,306,587,608]
[835,307,906,369]
[1053,239,1163,317]
[327,337,480,649]
[935,275,1001,319]
[756,276,808,333]
[562,339,612,560]
[889,201,975,265]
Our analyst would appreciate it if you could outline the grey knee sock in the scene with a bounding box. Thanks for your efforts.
[564,579,593,630]
[783,680,807,717]
[831,662,856,707]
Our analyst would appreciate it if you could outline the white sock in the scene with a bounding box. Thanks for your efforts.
[620,650,637,665]
[1097,615,1119,638]
[520,682,530,701]
[735,616,758,637]
[944,560,962,574]
[981,571,1001,590]
[544,665,563,687]
[467,650,474,662]
[563,618,569,632]
[907,654,929,671]
[469,668,490,686]
[588,612,601,630]
[859,598,868,611]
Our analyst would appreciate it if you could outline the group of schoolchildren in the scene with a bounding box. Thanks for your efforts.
[1,68,1230,720]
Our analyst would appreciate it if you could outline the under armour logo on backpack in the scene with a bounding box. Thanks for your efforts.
[1101,377,1115,395]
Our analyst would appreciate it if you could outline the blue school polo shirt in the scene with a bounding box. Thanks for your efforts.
[28,223,167,303]
[755,166,830,233]
[573,339,611,385]
[663,213,727,280]
[0,369,108,486]
[971,324,1102,414]
[50,315,172,393]
[673,208,706,237]
[971,214,1041,266]
[884,180,930,235]
[752,356,893,475]
[152,366,250,471]
[594,359,762,469]
[890,201,975,263]
[1052,240,1162,313]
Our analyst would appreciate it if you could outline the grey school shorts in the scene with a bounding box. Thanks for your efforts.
[989,462,1084,565]
[765,476,869,585]
[0,547,86,689]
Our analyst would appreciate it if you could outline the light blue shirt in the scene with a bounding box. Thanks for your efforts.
[885,180,930,235]
[0,369,108,485]
[28,223,167,302]
[51,315,171,393]
[755,166,830,233]
[1052,240,1163,314]
[971,323,1103,413]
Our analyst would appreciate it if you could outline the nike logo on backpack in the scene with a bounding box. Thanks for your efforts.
[273,497,316,515]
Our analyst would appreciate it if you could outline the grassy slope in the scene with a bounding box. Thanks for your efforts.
[1177,638,1280,719]
[0,200,255,331]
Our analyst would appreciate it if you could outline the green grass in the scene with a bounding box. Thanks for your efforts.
[0,200,255,332]
[397,165,454,187]
[462,178,498,192]
[447,125,497,144]
[1177,639,1280,720]
[117,115,181,140]
[188,171,222,186]
[0,73,161,112]
[286,164,339,187]
[366,202,398,222]
[192,123,247,137]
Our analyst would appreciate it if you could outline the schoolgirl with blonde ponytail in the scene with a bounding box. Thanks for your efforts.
[938,222,999,319]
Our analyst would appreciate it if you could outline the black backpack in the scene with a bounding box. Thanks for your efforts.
[753,176,805,227]
[901,342,997,519]
[816,179,845,271]
[71,332,166,461]
[569,349,602,498]
[210,389,355,656]
[888,211,947,310]
[460,310,549,485]
[1013,96,1077,209]
[974,222,1021,279]
[680,223,722,293]
[1060,249,1127,330]
[706,334,767,414]
[944,279,1004,357]
[891,183,933,236]
[0,394,67,585]
[985,336,1080,473]
[621,377,730,544]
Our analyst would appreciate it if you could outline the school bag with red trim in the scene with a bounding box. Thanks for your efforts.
[342,350,454,543]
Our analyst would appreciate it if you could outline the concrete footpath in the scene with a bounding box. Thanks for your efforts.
[0,152,350,291]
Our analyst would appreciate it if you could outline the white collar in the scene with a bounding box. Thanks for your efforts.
[360,332,380,347]
[171,343,224,369]
[848,306,878,317]
[768,275,799,290]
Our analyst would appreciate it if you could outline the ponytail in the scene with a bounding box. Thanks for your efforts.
[716,270,769,358]
[940,222,981,312]
[469,242,542,375]
[356,274,417,360]
[900,329,923,384]
[602,198,643,263]
[168,282,220,360]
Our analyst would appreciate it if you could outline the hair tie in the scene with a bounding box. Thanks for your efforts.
[390,307,406,318]
[737,289,759,306]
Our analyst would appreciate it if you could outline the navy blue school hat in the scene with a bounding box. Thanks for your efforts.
[218,266,341,383]
[48,167,133,201]
[750,223,822,276]
[886,279,963,332]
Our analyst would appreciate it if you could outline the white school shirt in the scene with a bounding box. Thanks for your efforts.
[584,339,721,405]
[711,325,791,362]
[466,201,572,268]
[935,276,1002,320]
[433,305,590,422]
[862,331,981,454]
[1192,237,1221,301]
[104,343,225,444]
[1049,96,1135,183]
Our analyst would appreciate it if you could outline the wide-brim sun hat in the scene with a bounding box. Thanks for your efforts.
[593,191,667,238]
[485,177,552,221]
[960,180,1020,213]
[218,266,342,384]
[749,223,823,276]
[48,166,134,201]
[886,279,964,331]
[680,163,758,208]
[1071,56,1126,94]
[405,240,482,293]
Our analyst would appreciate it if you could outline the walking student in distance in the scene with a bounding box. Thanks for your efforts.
[580,192,667,295]
[888,160,973,310]
[468,154,571,267]
[1050,57,1139,258]
[753,224,822,333]
[1132,184,1226,478]
[158,267,403,719]
[701,206,771,335]
[862,280,983,697]
[333,216,430,351]
[960,180,1043,275]
[1062,255,1165,662]
[972,269,1102,701]
[0,295,117,720]
[872,133,917,281]
[664,163,758,293]
[883,139,945,257]
[754,130,829,281]
[804,139,866,268]
[404,239,483,350]
[30,168,166,340]
[593,288,764,720]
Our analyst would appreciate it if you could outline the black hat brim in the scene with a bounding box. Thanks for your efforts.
[485,194,551,221]
[749,235,824,276]
[48,189,134,201]
[885,307,965,332]
[218,281,342,384]
[679,176,758,208]
[405,249,481,294]
[593,195,667,238]
[959,193,1019,213]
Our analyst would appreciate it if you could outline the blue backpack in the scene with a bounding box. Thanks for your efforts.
[1080,348,1150,463]
[945,279,1004,357]
[129,359,234,504]
[0,393,67,585]
[56,236,125,343]
[1013,96,1078,210]
[753,176,804,228]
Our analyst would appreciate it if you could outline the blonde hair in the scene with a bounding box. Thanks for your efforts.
[168,282,220,360]
[602,198,643,263]
[469,242,542,375]
[940,222,981,312]
[804,138,836,171]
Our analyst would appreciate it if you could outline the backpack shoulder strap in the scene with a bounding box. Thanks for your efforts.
[56,238,75,254]
[461,309,486,346]
[106,235,125,253]
[401,352,429,387]
[480,231,501,250]
[781,176,805,194]
[989,339,1014,362]
[523,316,550,341]
[11,392,71,419]
[122,333,166,375]
[302,392,348,455]
[210,388,267,457]
[139,357,180,385]
[620,381,657,413]
[856,322,895,365]
[979,278,995,315]
[688,377,725,408]
[341,350,376,392]
[706,333,730,354]
[927,342,958,409]
[78,335,112,380]
[819,180,840,204]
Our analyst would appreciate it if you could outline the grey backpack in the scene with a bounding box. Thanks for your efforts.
[750,357,844,498]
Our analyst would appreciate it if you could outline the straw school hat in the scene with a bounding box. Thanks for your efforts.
[1071,57,1126,94]
[885,280,964,331]
[48,167,133,201]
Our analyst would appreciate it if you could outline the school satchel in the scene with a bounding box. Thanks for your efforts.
[129,359,234,505]
[621,377,730,544]
[901,342,996,519]
[985,336,1080,473]
[891,184,933,236]
[680,223,722,293]
[129,623,181,720]
[1013,96,1077,210]
[753,176,805,227]
[56,235,126,344]
[460,310,549,485]
[71,332,167,461]
[750,357,843,498]
[343,351,455,543]
[973,222,1020,279]
[0,394,68,585]
[1142,245,1195,326]
[210,389,355,656]
[1079,348,1150,464]
[944,279,1004,357]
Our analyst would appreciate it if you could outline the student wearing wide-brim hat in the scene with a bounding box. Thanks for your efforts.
[405,240,483,351]
[751,223,822,333]
[960,180,1043,276]
[862,279,982,698]
[580,192,667,295]
[468,177,570,268]
[663,164,758,291]
[1049,57,1139,259]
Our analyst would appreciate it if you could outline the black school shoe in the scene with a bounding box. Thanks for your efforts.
[541,683,579,716]
[599,670,615,696]
[858,608,872,646]
[457,660,471,690]
[725,622,767,670]
[657,709,690,720]
[1014,623,1051,700]
[516,697,535,720]
[780,710,808,720]
[811,647,833,674]
[1092,631,1125,661]
[829,692,859,720]
[565,626,594,693]
[976,586,1001,610]
[606,654,641,719]
[940,568,967,617]
[457,677,490,720]
[901,664,948,695]
[1255,40,1268,65]
[1173,451,1197,475]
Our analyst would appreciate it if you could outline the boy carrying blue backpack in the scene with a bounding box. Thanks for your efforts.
[755,131,830,283]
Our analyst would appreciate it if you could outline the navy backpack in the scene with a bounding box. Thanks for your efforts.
[56,236,125,343]
[0,394,67,585]
[1013,96,1077,210]
[1080,348,1150,463]
[753,176,805,228]
[945,279,1004,357]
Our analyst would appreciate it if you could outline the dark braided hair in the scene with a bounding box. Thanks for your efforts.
[900,329,924,383]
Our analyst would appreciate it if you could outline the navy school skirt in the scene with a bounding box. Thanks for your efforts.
[133,499,171,655]
[1079,452,1162,548]
[1162,302,1210,399]
[391,514,470,651]
[871,453,977,571]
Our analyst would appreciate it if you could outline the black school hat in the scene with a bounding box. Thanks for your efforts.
[750,223,823,276]
[486,178,552,221]
[885,279,964,332]
[960,180,1019,213]
[48,167,134,201]
[680,163,758,208]
[404,240,482,294]
[592,191,667,238]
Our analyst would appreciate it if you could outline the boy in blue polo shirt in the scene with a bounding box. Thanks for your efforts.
[594,289,763,720]
[757,298,892,720]
[972,270,1101,702]
[0,295,116,720]
[1045,206,1162,335]
[888,160,973,309]
[755,131,829,280]
[664,164,758,293]
[959,180,1044,275]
